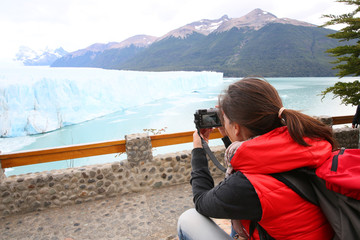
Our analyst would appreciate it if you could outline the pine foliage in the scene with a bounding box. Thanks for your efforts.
[321,0,360,105]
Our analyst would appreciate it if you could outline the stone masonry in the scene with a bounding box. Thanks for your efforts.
[0,133,225,218]
[0,116,358,218]
[334,127,360,149]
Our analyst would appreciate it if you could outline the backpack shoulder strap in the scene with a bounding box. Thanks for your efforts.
[249,221,275,240]
[271,169,319,206]
[331,147,345,172]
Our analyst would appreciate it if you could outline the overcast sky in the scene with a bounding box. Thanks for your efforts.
[0,0,355,61]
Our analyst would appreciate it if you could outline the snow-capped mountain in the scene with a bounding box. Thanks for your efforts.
[108,35,158,49]
[159,8,315,39]
[66,35,157,58]
[158,15,230,40]
[15,46,68,66]
[51,35,158,67]
[215,8,315,32]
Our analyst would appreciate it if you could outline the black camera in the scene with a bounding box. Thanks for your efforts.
[194,108,222,129]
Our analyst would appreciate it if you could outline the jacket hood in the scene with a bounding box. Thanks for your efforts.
[231,126,332,174]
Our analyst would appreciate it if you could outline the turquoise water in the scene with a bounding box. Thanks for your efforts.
[1,73,357,176]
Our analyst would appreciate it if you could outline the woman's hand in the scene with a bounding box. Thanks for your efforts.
[217,126,227,137]
[214,105,227,137]
[193,128,213,148]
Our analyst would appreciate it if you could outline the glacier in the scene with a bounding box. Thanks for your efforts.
[0,66,223,137]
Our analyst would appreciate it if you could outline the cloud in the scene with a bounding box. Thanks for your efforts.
[0,0,71,23]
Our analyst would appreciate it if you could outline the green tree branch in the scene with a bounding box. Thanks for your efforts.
[320,0,360,106]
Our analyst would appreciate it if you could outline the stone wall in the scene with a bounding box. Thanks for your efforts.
[0,134,225,218]
[0,120,359,218]
[334,127,359,149]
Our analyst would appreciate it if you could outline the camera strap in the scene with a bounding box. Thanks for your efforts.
[199,134,227,173]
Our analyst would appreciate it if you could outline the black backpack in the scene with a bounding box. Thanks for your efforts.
[249,168,360,240]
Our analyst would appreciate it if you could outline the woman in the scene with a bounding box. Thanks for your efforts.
[177,78,336,239]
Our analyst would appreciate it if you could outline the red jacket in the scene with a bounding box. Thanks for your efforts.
[232,126,334,239]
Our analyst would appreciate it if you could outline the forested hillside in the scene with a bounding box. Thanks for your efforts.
[52,9,344,77]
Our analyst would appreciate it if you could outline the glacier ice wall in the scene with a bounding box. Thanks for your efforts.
[0,67,223,137]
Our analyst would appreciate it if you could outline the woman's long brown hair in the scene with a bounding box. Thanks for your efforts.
[218,77,337,150]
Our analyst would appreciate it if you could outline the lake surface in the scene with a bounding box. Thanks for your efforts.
[0,66,357,176]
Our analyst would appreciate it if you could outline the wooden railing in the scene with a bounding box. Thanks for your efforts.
[0,129,223,169]
[332,115,354,125]
[0,115,354,169]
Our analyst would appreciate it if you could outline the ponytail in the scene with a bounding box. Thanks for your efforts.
[280,108,338,150]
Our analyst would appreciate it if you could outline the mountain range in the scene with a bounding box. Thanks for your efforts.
[50,9,344,77]
[15,46,68,66]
